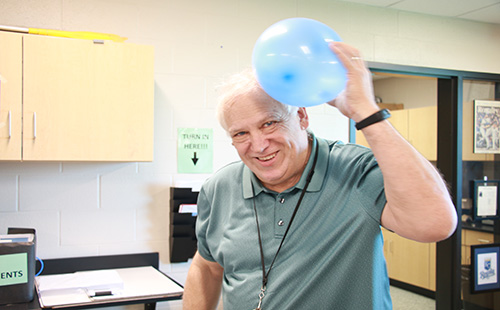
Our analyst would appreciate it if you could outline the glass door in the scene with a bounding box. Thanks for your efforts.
[461,79,500,310]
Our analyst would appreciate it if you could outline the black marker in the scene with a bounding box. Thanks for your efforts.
[92,290,113,297]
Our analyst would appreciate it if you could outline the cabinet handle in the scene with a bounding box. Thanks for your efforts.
[33,112,37,139]
[386,240,393,254]
[478,239,491,243]
[8,110,11,138]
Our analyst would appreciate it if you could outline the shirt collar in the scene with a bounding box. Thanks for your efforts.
[242,133,328,199]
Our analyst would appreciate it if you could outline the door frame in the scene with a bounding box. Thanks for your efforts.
[350,62,500,310]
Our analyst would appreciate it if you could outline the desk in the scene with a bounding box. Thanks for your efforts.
[0,253,183,310]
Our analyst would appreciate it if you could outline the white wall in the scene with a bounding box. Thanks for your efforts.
[1,0,500,308]
[374,77,438,109]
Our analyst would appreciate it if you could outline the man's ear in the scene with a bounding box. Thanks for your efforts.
[298,107,309,129]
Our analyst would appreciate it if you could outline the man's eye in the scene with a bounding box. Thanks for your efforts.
[231,131,248,143]
[234,131,246,137]
[263,121,276,127]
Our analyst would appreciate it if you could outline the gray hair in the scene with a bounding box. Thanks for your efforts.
[215,68,299,132]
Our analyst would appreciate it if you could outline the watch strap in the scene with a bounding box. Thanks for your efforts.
[355,109,391,130]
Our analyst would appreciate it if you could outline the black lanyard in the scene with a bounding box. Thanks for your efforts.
[251,141,319,309]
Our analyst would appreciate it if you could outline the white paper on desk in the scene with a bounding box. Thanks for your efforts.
[36,269,124,292]
[37,288,90,307]
[36,269,124,308]
[116,266,184,298]
[35,266,183,308]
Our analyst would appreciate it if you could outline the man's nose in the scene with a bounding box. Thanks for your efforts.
[249,133,269,153]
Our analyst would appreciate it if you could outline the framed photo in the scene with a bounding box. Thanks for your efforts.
[471,244,500,293]
[471,179,500,221]
[474,100,500,154]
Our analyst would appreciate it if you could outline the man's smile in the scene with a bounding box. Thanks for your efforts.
[257,151,278,161]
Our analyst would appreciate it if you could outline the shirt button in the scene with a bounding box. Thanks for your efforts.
[278,220,285,226]
[280,198,285,204]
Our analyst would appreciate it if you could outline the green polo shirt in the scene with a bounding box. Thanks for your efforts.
[196,136,391,309]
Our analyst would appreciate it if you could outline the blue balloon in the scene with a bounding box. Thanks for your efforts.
[252,18,347,107]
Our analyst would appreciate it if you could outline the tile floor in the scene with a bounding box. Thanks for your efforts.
[390,286,435,309]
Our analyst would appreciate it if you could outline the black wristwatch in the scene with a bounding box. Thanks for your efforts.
[355,109,391,130]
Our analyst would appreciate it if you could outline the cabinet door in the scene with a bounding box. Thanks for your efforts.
[389,109,409,139]
[429,242,436,291]
[0,32,22,160]
[408,106,437,161]
[22,35,154,161]
[355,108,408,148]
[383,228,435,290]
[462,229,494,265]
[386,107,437,162]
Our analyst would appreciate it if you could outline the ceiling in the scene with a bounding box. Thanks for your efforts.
[339,0,500,25]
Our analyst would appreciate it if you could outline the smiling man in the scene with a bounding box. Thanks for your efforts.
[182,42,457,310]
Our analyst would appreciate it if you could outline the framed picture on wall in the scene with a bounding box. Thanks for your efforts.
[474,100,500,154]
[471,179,500,221]
[471,244,500,293]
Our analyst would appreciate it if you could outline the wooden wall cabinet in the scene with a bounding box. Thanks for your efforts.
[0,31,154,161]
[407,107,437,161]
[382,228,436,291]
[461,229,494,265]
[0,32,22,160]
[356,106,437,161]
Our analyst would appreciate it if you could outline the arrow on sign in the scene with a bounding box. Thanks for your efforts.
[192,152,199,165]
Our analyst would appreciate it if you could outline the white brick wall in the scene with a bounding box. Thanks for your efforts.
[1,1,499,309]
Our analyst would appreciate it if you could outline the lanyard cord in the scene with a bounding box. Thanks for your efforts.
[251,141,319,290]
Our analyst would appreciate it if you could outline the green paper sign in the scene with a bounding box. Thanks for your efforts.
[0,253,28,286]
[177,128,213,174]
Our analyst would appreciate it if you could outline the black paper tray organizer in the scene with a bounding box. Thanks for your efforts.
[170,187,198,263]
